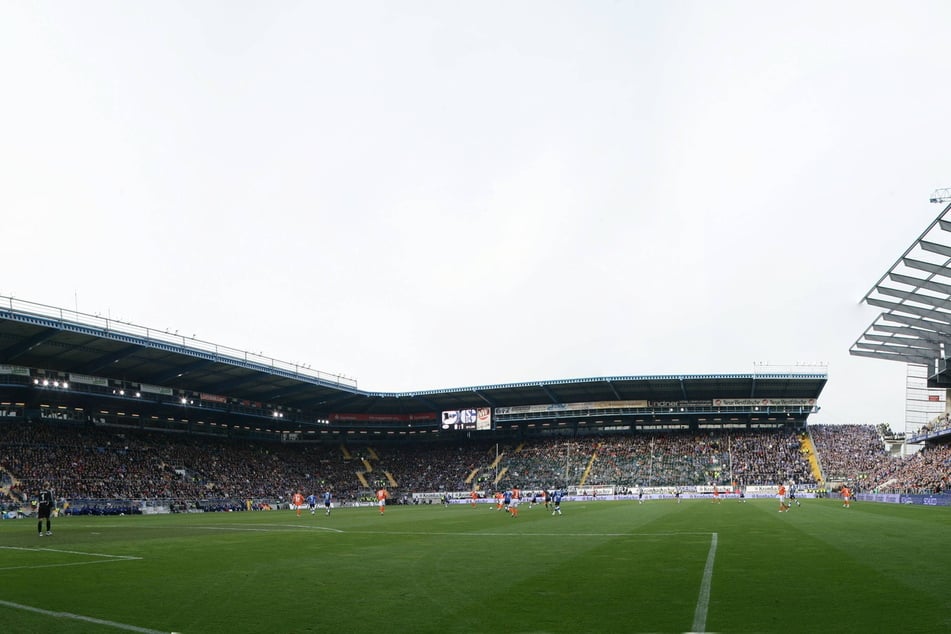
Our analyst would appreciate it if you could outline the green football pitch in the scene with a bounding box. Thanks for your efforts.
[1,498,949,633]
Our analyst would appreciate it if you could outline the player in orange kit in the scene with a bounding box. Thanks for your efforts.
[292,490,305,517]
[376,488,389,514]
[841,484,851,508]
[510,486,521,518]
[777,484,789,512]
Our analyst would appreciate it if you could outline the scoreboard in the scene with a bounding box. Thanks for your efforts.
[441,407,492,430]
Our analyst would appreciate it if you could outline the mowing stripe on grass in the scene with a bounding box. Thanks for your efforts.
[690,531,718,634]
[0,598,171,633]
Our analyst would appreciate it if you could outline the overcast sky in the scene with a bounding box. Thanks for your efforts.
[3,1,951,429]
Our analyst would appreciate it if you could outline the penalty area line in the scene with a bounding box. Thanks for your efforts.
[0,598,172,634]
[0,546,142,571]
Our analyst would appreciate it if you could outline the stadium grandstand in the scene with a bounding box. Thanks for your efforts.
[0,296,823,439]
[1,255,948,515]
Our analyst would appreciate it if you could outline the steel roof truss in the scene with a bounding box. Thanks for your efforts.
[888,272,951,297]
[871,323,949,345]
[860,333,936,351]
[849,347,935,366]
[866,297,951,324]
[0,328,60,361]
[902,257,951,279]
[875,285,951,311]
[853,340,939,358]
[920,239,951,258]
[880,312,951,334]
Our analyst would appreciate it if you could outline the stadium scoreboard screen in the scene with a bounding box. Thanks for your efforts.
[441,407,492,430]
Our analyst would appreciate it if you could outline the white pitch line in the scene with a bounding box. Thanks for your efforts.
[196,524,344,533]
[259,523,345,533]
[0,546,142,571]
[0,560,141,572]
[194,526,278,533]
[0,598,171,634]
[181,526,714,539]
[690,532,718,634]
[193,526,710,539]
[340,530,715,538]
[26,547,141,560]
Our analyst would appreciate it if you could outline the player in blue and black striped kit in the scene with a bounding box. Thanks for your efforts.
[323,490,333,516]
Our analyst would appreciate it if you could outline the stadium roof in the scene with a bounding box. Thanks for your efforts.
[0,296,826,424]
[851,200,951,378]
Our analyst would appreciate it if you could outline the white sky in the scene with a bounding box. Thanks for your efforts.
[3,1,951,429]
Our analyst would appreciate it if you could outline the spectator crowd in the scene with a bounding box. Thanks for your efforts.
[1,421,948,512]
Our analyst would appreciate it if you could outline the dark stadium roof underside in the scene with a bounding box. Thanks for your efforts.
[0,299,826,416]
[851,201,951,379]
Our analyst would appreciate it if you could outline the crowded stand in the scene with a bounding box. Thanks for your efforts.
[865,443,951,494]
[2,420,948,515]
[917,412,951,435]
[809,424,895,487]
[810,423,950,494]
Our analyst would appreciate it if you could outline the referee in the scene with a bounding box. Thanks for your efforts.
[37,484,53,536]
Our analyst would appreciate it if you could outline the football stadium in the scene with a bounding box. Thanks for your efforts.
[2,203,951,633]
[5,5,951,633]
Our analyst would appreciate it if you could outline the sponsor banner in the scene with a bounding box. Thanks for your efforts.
[575,486,615,496]
[711,398,816,407]
[412,492,448,501]
[68,373,110,387]
[0,364,30,376]
[589,400,649,410]
[494,404,563,415]
[200,393,228,403]
[140,384,173,396]
[495,400,649,415]
[696,485,736,494]
[329,412,433,423]
[859,493,902,504]
[898,494,951,507]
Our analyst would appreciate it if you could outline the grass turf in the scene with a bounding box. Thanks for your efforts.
[1,498,949,633]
